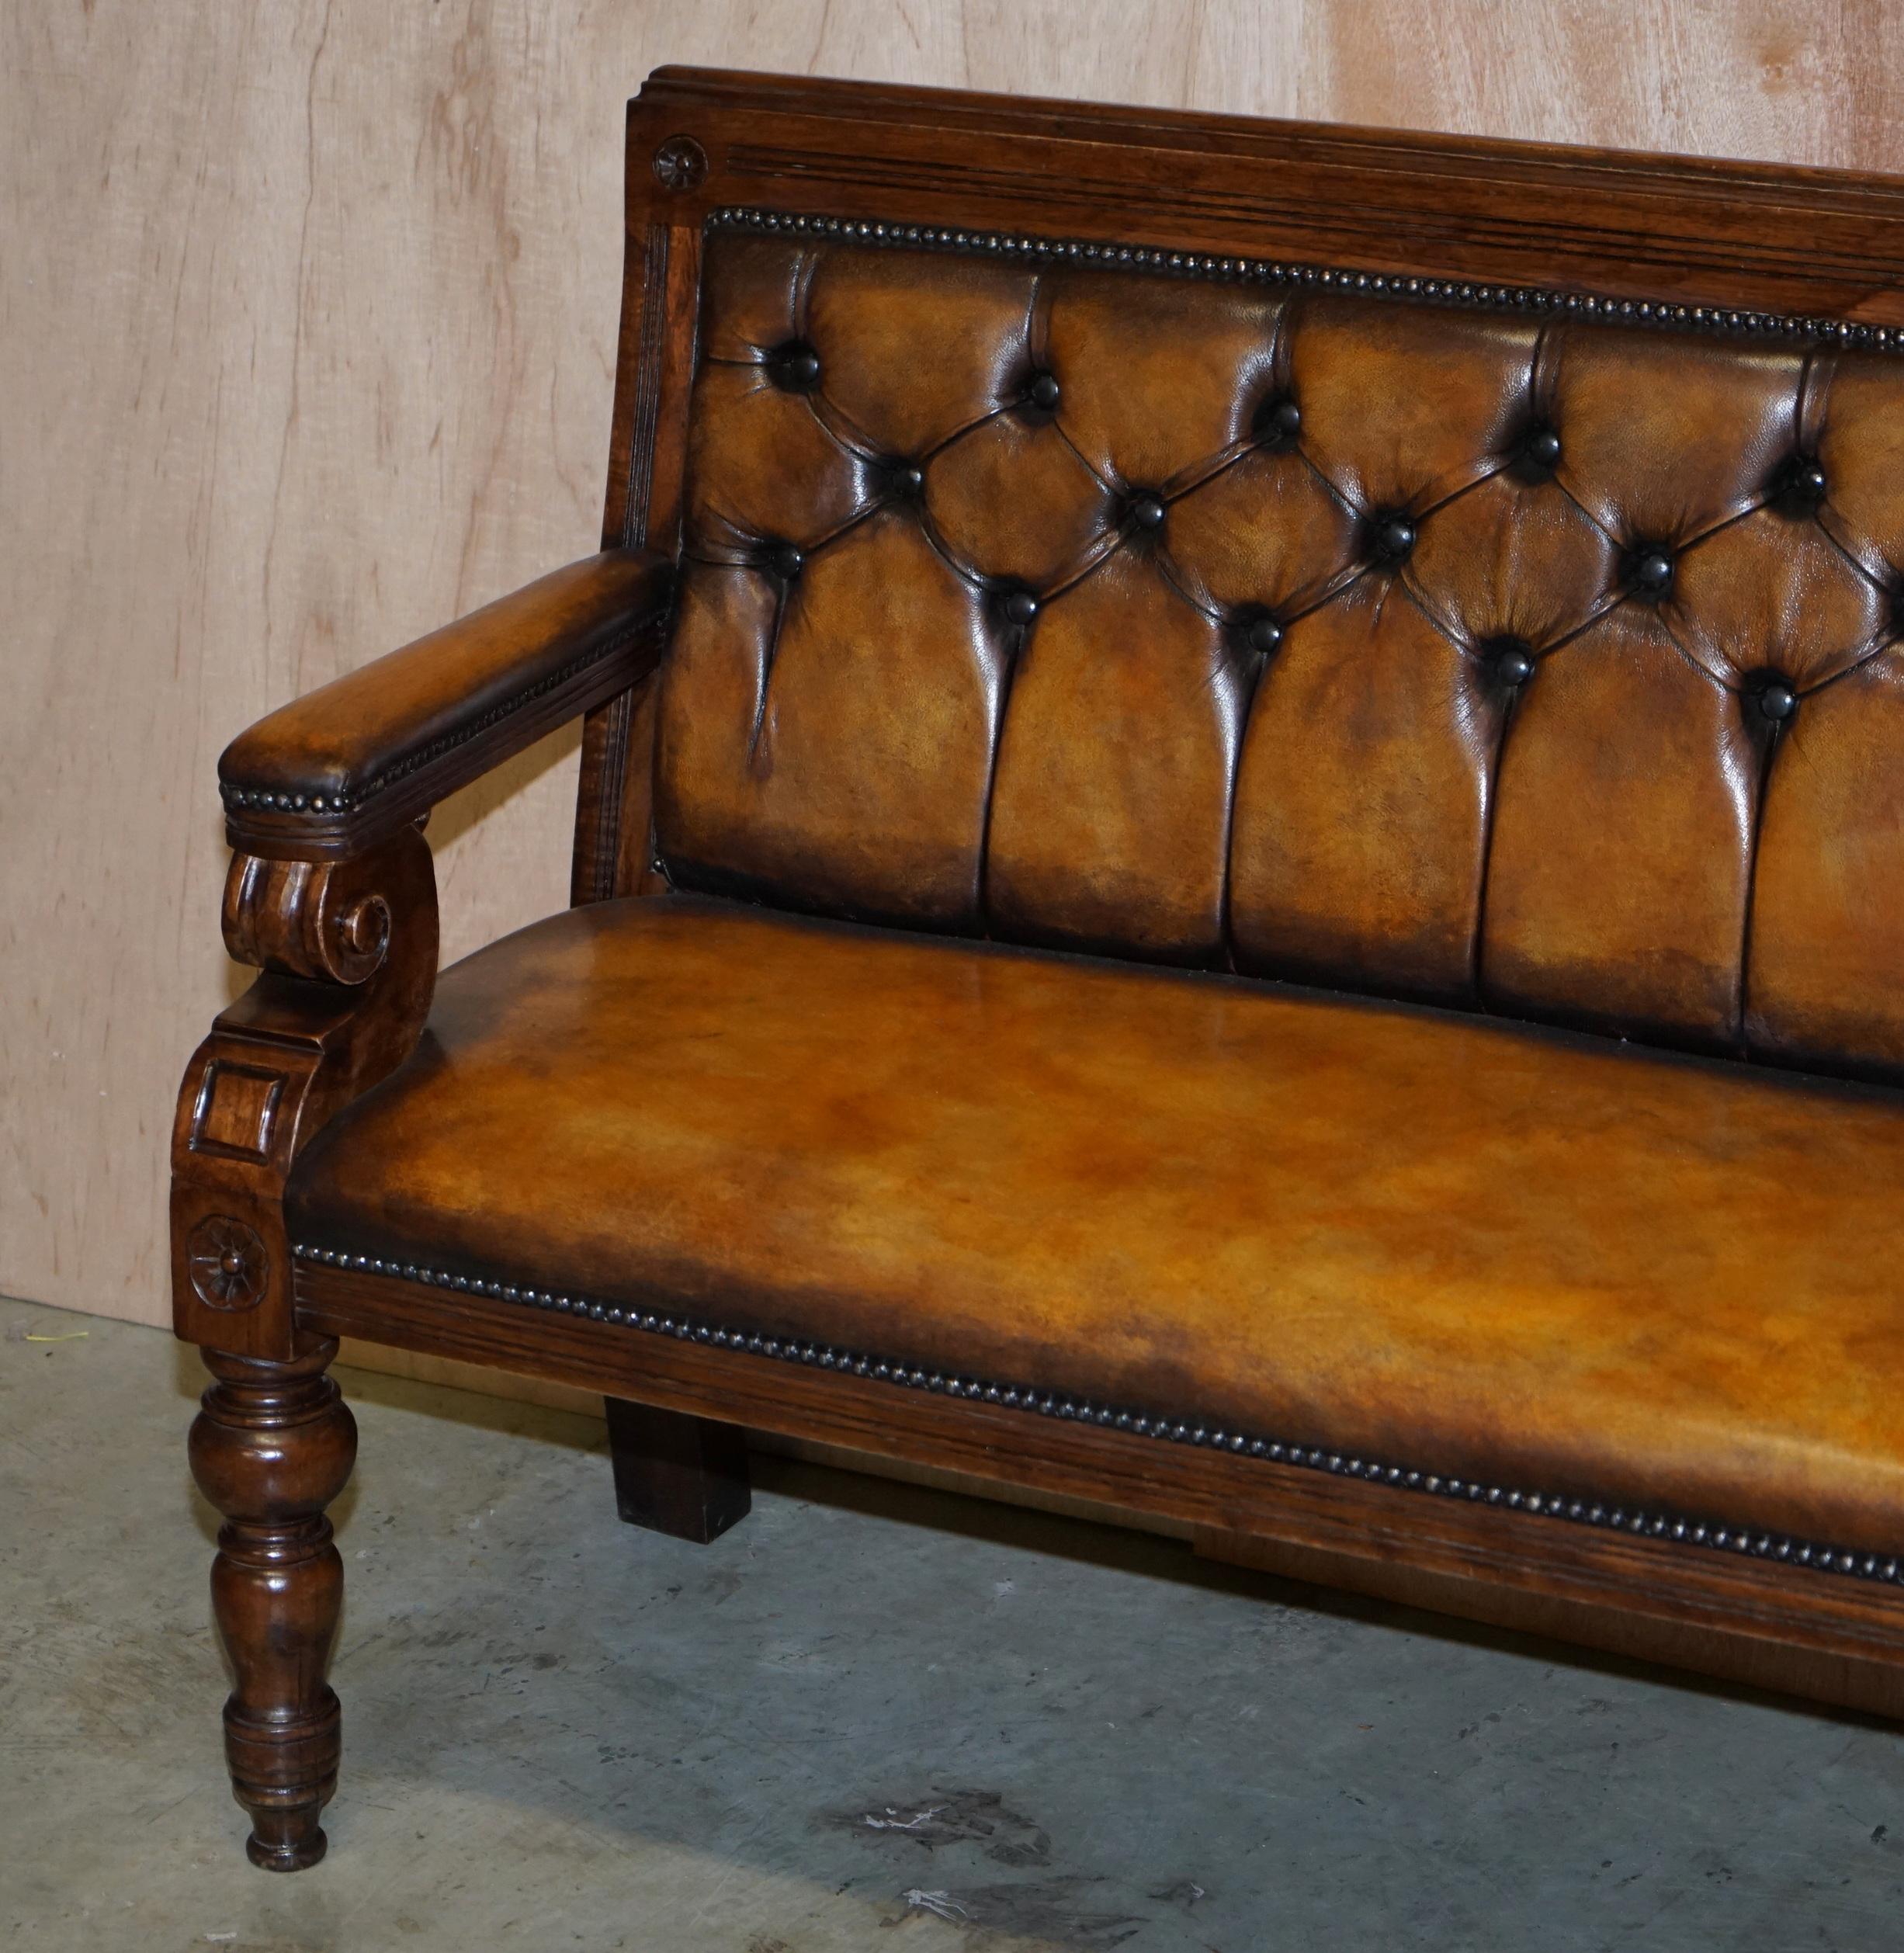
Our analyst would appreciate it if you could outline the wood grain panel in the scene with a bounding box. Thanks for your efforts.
[6,1,1902,1327]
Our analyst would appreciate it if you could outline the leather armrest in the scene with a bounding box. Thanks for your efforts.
[219,549,674,859]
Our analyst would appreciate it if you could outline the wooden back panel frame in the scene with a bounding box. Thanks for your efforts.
[568,64,1904,907]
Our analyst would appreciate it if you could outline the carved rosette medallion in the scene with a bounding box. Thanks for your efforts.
[188,1215,270,1312]
[653,135,707,193]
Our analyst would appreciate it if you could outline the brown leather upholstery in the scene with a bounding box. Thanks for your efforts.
[654,231,1904,1081]
[288,894,1904,1557]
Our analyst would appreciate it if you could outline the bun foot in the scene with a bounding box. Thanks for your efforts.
[245,1806,329,1872]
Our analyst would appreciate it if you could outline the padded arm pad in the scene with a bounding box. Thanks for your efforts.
[219,549,674,859]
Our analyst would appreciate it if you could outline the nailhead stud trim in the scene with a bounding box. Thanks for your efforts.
[294,1242,1904,1591]
[220,616,662,817]
[704,207,1902,354]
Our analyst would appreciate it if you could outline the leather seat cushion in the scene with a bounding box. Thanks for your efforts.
[288,894,1904,1556]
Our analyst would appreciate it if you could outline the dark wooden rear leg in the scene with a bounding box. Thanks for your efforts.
[188,1340,356,1871]
[604,1397,750,1543]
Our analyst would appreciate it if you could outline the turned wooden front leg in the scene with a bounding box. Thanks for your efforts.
[188,1339,356,1871]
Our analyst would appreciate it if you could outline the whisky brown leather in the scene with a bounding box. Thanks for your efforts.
[288,894,1904,1556]
[221,550,672,858]
[654,234,1904,1081]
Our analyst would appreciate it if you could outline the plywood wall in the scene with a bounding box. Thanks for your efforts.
[4,1,1895,1328]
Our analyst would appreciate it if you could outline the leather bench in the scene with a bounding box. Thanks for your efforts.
[172,68,1904,1873]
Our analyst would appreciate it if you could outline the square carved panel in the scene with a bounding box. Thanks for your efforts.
[189,1060,286,1164]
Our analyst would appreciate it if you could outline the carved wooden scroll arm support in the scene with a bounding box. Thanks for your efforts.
[172,827,441,1362]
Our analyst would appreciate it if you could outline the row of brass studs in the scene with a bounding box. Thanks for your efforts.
[220,616,664,816]
[706,206,1902,351]
[296,1242,1904,1590]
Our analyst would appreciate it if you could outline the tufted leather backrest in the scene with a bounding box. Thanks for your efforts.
[653,215,1904,1082]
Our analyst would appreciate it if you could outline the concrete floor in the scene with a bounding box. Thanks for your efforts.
[4,1296,1903,1952]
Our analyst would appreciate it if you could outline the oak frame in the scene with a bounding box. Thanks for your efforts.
[172,67,1904,1871]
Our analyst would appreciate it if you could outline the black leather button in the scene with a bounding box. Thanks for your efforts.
[1771,454,1828,515]
[1128,492,1167,530]
[888,461,926,501]
[1756,677,1798,722]
[1002,588,1040,626]
[1628,546,1674,596]
[1254,394,1302,446]
[1490,638,1536,685]
[1371,513,1417,563]
[1240,611,1284,656]
[1521,424,1562,471]
[1025,370,1061,411]
[769,341,821,393]
[768,542,804,580]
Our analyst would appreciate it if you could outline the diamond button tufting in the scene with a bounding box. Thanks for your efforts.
[1242,612,1285,655]
[768,341,821,392]
[1253,395,1302,446]
[1372,514,1417,563]
[1771,455,1828,515]
[1520,425,1562,470]
[1756,678,1798,722]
